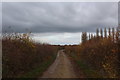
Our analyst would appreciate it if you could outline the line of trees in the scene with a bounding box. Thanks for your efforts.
[82,27,120,43]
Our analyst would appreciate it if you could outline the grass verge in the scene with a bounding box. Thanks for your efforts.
[76,60,102,78]
[18,55,56,78]
[70,54,102,78]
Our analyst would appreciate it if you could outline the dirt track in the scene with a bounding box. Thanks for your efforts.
[41,50,78,78]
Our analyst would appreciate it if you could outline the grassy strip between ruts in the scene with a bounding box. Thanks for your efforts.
[18,55,56,78]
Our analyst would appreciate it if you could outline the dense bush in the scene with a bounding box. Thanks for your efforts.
[79,38,118,78]
[2,33,59,78]
[65,28,120,78]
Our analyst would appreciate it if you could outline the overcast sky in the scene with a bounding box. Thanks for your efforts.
[2,2,118,45]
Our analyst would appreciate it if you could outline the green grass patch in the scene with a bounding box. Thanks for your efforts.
[18,56,56,78]
[69,54,102,78]
[76,60,102,78]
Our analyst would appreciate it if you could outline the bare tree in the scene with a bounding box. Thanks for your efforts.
[82,32,87,43]
[112,28,115,42]
[108,28,111,38]
[104,28,107,38]
[96,28,99,37]
[100,28,103,38]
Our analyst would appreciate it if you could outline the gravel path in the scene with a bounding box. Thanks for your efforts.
[41,50,78,78]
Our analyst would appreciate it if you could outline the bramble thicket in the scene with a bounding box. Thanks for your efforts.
[65,27,120,78]
[2,33,59,78]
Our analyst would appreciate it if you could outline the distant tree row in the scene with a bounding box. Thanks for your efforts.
[81,27,120,43]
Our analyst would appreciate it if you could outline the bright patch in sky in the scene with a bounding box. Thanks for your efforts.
[31,32,96,45]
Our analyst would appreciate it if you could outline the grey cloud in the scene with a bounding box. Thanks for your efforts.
[2,2,118,33]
